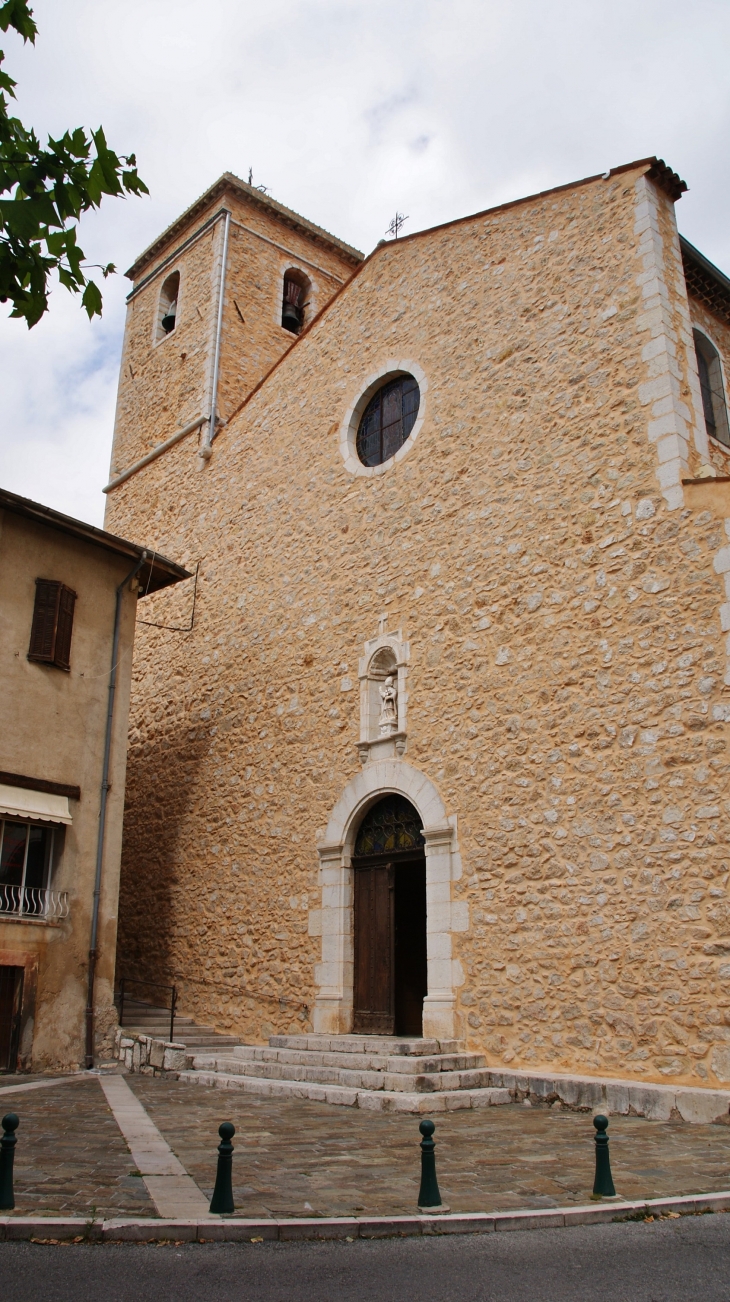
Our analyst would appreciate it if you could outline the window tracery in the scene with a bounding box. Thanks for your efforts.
[354,795,424,857]
[356,374,420,466]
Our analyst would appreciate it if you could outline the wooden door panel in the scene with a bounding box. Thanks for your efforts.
[353,864,394,1034]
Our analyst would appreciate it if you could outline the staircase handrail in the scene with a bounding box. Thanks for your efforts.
[116,976,178,1044]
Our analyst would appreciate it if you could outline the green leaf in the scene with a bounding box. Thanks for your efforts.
[0,195,43,238]
[0,5,146,326]
[0,0,37,43]
[81,278,102,318]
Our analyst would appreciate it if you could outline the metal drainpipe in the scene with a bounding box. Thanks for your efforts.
[85,552,147,1069]
[199,208,231,460]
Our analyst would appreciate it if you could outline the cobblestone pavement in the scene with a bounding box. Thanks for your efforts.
[128,1076,730,1219]
[4,1077,155,1219]
[5,1072,730,1220]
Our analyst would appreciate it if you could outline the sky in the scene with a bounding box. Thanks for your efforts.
[1,0,729,527]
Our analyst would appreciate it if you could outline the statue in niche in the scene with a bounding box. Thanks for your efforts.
[378,675,398,736]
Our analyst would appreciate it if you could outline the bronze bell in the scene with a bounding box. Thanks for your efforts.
[281,299,301,333]
[282,279,303,333]
[161,297,177,334]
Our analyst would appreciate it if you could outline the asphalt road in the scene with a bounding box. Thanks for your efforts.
[1,1215,729,1302]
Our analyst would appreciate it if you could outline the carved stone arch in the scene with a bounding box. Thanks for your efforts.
[310,760,466,1041]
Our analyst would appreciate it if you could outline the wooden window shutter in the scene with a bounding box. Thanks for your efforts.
[28,580,60,663]
[54,585,76,670]
[28,579,76,670]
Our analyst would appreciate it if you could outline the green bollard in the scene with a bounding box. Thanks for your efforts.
[592,1114,616,1197]
[417,1119,442,1211]
[209,1122,235,1214]
[0,1113,19,1211]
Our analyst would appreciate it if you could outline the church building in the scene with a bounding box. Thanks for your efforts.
[103,157,730,1093]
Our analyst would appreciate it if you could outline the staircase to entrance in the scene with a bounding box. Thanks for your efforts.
[178,1033,512,1113]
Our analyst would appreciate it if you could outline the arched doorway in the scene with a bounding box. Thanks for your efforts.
[352,795,427,1036]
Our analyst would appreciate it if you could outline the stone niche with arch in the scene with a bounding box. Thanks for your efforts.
[357,619,409,765]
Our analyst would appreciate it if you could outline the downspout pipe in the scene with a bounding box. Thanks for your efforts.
[85,551,147,1069]
[200,208,231,460]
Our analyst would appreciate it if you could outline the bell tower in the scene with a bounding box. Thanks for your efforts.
[103,173,362,543]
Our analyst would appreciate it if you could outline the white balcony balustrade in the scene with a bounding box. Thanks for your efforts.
[0,883,69,919]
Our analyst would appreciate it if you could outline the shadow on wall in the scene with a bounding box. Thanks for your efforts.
[116,718,209,993]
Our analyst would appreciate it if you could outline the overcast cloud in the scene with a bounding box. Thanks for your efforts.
[1,0,728,526]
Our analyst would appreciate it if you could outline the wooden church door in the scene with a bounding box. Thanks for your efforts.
[353,863,395,1034]
[351,795,426,1037]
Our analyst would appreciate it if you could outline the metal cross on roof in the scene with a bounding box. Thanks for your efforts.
[386,212,409,239]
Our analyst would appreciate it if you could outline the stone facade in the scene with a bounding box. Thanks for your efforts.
[105,161,730,1090]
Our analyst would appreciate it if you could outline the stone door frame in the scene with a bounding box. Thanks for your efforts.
[310,760,464,1041]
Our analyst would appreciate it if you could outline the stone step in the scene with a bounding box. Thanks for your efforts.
[229,1046,486,1074]
[124,1026,241,1048]
[268,1034,465,1057]
[189,1053,495,1093]
[178,1068,512,1113]
[118,998,241,1049]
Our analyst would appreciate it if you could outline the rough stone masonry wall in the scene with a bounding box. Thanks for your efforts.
[106,163,729,1089]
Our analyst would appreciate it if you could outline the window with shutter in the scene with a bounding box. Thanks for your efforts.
[28,580,77,670]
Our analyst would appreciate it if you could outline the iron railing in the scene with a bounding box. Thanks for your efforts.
[116,977,178,1044]
[0,884,69,920]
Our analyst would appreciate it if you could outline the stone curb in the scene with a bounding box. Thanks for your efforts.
[1,1192,728,1242]
[486,1068,730,1126]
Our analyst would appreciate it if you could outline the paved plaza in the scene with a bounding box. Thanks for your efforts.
[3,1072,730,1220]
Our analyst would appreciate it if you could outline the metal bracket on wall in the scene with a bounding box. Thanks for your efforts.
[136,562,200,633]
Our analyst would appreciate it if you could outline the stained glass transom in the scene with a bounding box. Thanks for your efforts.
[356,375,420,467]
[354,795,424,856]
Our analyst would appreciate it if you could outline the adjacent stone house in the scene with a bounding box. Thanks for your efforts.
[0,488,187,1071]
[104,158,730,1090]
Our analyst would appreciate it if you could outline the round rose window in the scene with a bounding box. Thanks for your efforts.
[356,374,420,467]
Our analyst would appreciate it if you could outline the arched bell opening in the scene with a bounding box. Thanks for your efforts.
[281,268,310,335]
[158,270,180,339]
[351,794,427,1036]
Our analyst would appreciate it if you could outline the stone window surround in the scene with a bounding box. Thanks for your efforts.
[309,759,467,1041]
[339,360,428,478]
[152,265,183,348]
[692,324,730,453]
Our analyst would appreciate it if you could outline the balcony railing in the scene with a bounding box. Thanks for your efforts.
[0,884,70,920]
